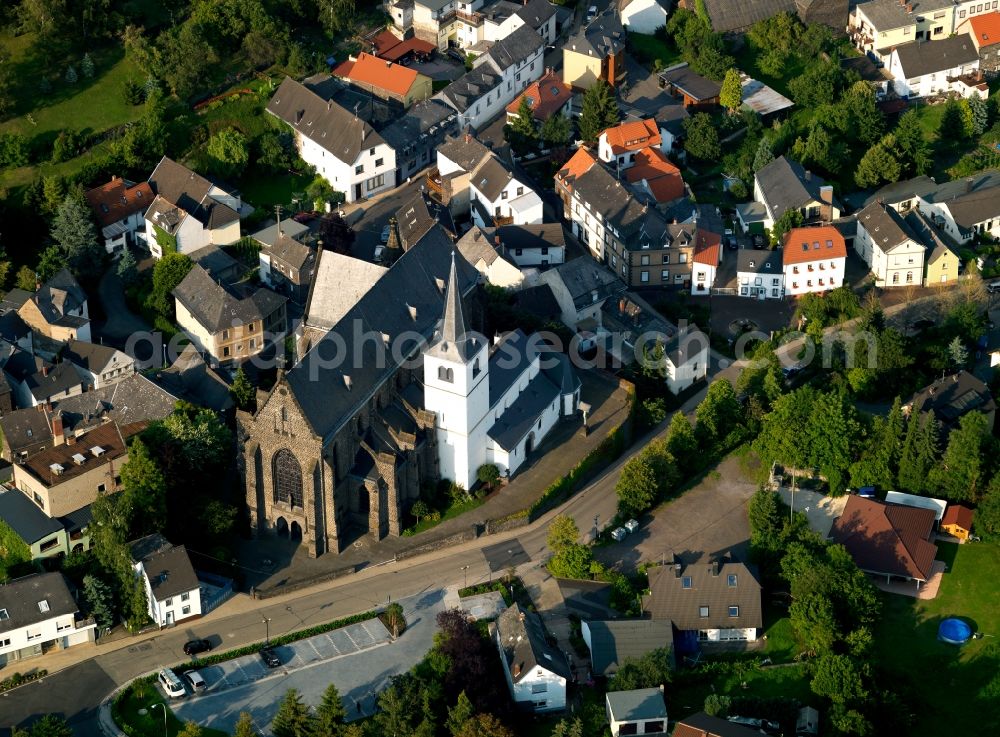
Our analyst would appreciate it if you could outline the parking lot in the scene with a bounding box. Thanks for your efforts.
[172,589,446,734]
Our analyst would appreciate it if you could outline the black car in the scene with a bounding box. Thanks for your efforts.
[260,647,281,668]
[183,639,213,657]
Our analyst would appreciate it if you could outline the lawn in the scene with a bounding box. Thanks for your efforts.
[873,541,1000,736]
[403,495,485,536]
[238,169,316,211]
[669,662,814,725]
[628,33,681,71]
[112,683,228,737]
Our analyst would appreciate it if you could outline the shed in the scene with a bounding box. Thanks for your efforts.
[941,504,974,540]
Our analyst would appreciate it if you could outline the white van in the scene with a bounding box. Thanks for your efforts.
[158,668,186,698]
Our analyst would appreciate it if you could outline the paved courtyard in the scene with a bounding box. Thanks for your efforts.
[776,487,848,539]
[172,589,446,734]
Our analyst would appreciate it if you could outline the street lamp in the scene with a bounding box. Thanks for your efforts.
[460,565,470,589]
[262,616,271,645]
[150,702,167,737]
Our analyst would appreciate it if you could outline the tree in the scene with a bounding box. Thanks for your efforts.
[578,80,618,143]
[967,94,988,136]
[551,717,584,737]
[897,412,940,495]
[704,694,732,718]
[720,68,742,113]
[977,474,1000,540]
[791,122,844,175]
[319,0,357,35]
[770,207,804,246]
[411,500,430,525]
[540,113,572,149]
[115,249,138,286]
[206,127,249,178]
[547,514,579,553]
[384,601,405,638]
[454,715,514,737]
[318,213,355,254]
[22,715,73,737]
[930,411,988,502]
[233,713,259,737]
[616,453,659,518]
[65,65,78,84]
[147,252,193,318]
[82,574,115,629]
[477,463,500,491]
[81,52,95,78]
[810,653,867,704]
[122,77,144,105]
[788,61,842,108]
[315,683,346,737]
[752,136,774,173]
[695,379,742,446]
[747,488,783,555]
[948,336,968,367]
[446,692,474,737]
[939,99,970,142]
[507,95,538,152]
[51,195,103,278]
[843,80,884,146]
[855,135,901,188]
[0,132,30,168]
[607,647,672,691]
[230,367,256,412]
[177,723,203,737]
[258,129,293,172]
[120,438,167,535]
[16,265,36,291]
[894,110,931,176]
[683,113,720,161]
[665,412,698,475]
[271,689,315,737]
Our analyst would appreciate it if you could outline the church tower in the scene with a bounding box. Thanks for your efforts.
[423,254,490,490]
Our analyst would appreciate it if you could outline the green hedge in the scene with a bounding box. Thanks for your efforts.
[172,610,377,671]
[0,669,47,692]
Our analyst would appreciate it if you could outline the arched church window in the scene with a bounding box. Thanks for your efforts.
[273,449,303,508]
[438,366,454,383]
[472,359,481,378]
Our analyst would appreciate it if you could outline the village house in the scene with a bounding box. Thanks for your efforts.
[597,119,662,170]
[0,572,97,667]
[60,340,135,390]
[674,712,765,737]
[955,11,1000,73]
[333,52,433,108]
[855,201,927,288]
[386,0,555,52]
[15,269,91,343]
[885,34,985,100]
[457,226,526,287]
[737,249,784,299]
[941,504,975,541]
[144,157,243,258]
[505,69,573,124]
[617,0,670,34]
[253,220,317,305]
[903,209,961,286]
[84,176,153,256]
[3,351,84,409]
[380,98,459,183]
[267,77,397,204]
[436,25,545,130]
[172,265,287,366]
[644,554,763,647]
[537,256,623,330]
[581,619,673,677]
[130,533,203,627]
[468,152,544,228]
[495,223,566,266]
[0,485,92,560]
[662,324,710,395]
[781,225,847,297]
[903,370,996,434]
[395,190,458,252]
[691,230,722,295]
[493,604,571,713]
[562,7,627,90]
[12,420,142,519]
[606,688,669,737]
[659,63,721,110]
[751,156,841,232]
[429,134,496,216]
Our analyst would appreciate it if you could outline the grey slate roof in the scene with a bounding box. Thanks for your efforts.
[645,555,762,632]
[470,155,516,202]
[550,257,623,309]
[702,0,796,33]
[857,201,919,253]
[251,219,310,248]
[37,269,88,318]
[51,373,178,432]
[903,209,956,265]
[675,712,764,737]
[755,156,833,220]
[513,284,562,320]
[906,370,995,430]
[437,135,494,173]
[129,534,199,602]
[567,6,626,57]
[396,191,457,250]
[426,254,478,363]
[496,223,566,252]
[660,63,721,101]
[664,324,708,368]
[487,369,559,450]
[187,245,243,284]
[441,63,506,111]
[173,265,286,333]
[736,249,782,273]
[495,603,572,681]
[266,231,315,272]
[147,157,239,230]
[283,229,479,440]
[855,0,954,33]
[928,170,1000,231]
[0,289,32,313]
[606,688,668,723]
[153,344,234,413]
[16,360,83,403]
[0,572,80,634]
[61,339,130,377]
[486,24,544,70]
[585,620,674,676]
[267,77,387,165]
[516,0,557,29]
[0,407,52,453]
[0,485,63,545]
[379,98,457,151]
[893,35,979,79]
[0,312,29,345]
[304,251,388,331]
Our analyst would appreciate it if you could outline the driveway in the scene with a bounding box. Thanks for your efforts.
[776,487,847,539]
[345,178,428,262]
[172,589,445,734]
[94,267,152,351]
[593,454,759,571]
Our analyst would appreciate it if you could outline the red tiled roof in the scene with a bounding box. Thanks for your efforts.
[85,177,153,228]
[506,70,573,120]
[333,52,423,97]
[382,37,435,62]
[624,148,683,203]
[602,119,660,155]
[781,226,847,266]
[555,148,598,192]
[830,496,938,581]
[968,12,1000,48]
[693,229,722,266]
[942,504,974,531]
[371,30,404,56]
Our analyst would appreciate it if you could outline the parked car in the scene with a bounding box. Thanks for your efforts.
[260,647,282,668]
[857,486,876,498]
[611,527,627,541]
[183,639,213,656]
[184,670,207,692]
[585,5,598,22]
[380,224,391,243]
[158,669,186,699]
[373,244,385,263]
[726,236,738,250]
[987,280,1000,294]
[624,519,639,533]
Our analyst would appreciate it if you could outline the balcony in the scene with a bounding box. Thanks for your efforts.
[456,9,483,25]
[493,214,514,227]
[425,168,446,202]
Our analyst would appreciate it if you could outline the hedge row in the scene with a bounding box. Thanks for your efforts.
[0,669,47,692]
[173,610,378,671]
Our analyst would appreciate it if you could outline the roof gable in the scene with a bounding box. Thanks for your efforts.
[781,226,847,265]
[333,52,424,97]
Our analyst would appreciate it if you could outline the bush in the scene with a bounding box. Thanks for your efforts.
[122,79,145,105]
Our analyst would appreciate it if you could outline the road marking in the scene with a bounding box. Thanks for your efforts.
[343,628,359,650]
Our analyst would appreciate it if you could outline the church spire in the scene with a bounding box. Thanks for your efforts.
[429,253,474,362]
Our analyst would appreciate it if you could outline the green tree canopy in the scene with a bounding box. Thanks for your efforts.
[547,514,579,553]
[315,683,346,737]
[120,437,167,536]
[578,80,619,143]
[230,367,256,412]
[855,134,901,188]
[271,688,315,737]
[51,195,103,279]
[206,127,250,178]
[616,453,659,518]
[682,113,720,161]
[770,207,804,246]
[929,411,989,502]
[607,647,672,691]
[148,252,193,318]
[894,110,931,177]
[720,68,742,113]
[540,113,572,149]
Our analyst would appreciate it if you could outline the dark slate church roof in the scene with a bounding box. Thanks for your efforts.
[284,229,479,441]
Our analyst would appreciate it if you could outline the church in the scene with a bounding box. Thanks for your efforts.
[237,228,580,557]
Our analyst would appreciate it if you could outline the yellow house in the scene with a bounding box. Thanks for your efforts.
[941,504,974,541]
[849,1,956,60]
[563,8,627,90]
[904,208,961,286]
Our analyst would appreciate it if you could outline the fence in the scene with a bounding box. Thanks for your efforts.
[198,570,236,614]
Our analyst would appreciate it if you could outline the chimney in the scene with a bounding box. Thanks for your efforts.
[819,185,834,222]
[465,132,471,143]
[711,560,719,577]
[52,414,65,446]
[673,561,682,578]
[327,99,333,111]
[42,365,49,377]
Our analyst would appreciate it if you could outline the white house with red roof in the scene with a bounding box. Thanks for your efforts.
[597,119,662,172]
[691,231,722,296]
[781,225,847,297]
[84,177,153,256]
[505,69,573,124]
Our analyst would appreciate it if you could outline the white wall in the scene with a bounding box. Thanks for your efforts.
[737,270,784,299]
[495,629,567,712]
[665,341,708,395]
[621,0,668,35]
[0,610,96,662]
[508,244,564,267]
[174,299,216,359]
[449,44,544,130]
[295,131,397,204]
[495,395,560,478]
[470,177,543,228]
[697,627,758,642]
[888,51,979,98]
[855,224,926,287]
[691,262,716,295]
[783,257,846,296]
[136,563,202,626]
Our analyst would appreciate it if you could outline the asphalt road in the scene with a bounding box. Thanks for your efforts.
[348,178,427,262]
